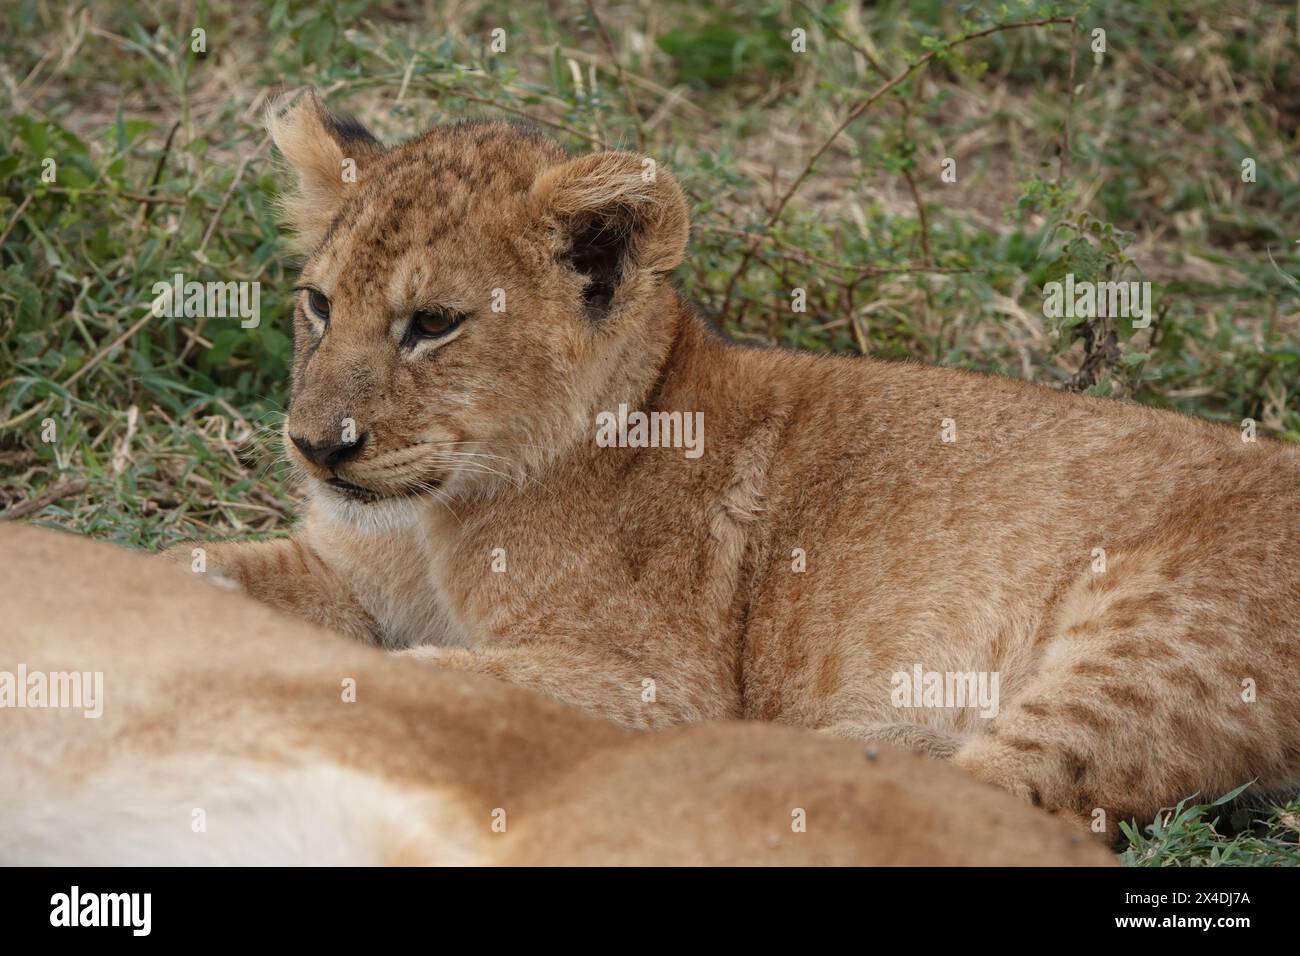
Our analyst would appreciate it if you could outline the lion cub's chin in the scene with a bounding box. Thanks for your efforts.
[312,482,425,534]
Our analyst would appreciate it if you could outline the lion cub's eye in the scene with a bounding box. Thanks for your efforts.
[406,309,464,343]
[306,290,331,322]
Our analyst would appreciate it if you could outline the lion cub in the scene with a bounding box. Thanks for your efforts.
[173,89,1300,837]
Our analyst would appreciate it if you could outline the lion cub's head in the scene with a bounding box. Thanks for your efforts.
[266,89,688,507]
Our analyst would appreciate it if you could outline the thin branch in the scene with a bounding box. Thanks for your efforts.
[41,186,189,206]
[198,135,269,256]
[0,480,88,521]
[773,17,1074,231]
[0,194,33,249]
[702,224,966,283]
[584,0,646,151]
[721,16,1074,314]
[1058,17,1079,185]
[793,0,891,80]
[847,263,970,283]
[900,81,932,265]
[420,81,605,147]
[62,310,155,389]
[133,120,181,228]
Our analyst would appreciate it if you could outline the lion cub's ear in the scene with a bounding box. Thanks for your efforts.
[265,88,385,253]
[530,151,688,321]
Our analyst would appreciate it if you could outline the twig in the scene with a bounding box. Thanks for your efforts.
[198,136,269,256]
[776,18,1072,226]
[0,479,89,521]
[395,55,416,106]
[0,450,35,467]
[0,398,51,433]
[0,194,33,249]
[847,264,969,283]
[780,17,1066,230]
[584,0,646,151]
[134,121,181,228]
[900,81,932,265]
[62,310,155,389]
[1058,17,1079,185]
[42,186,189,206]
[559,48,705,116]
[111,405,140,478]
[793,0,891,80]
[421,81,604,146]
[702,224,966,282]
[721,16,1074,315]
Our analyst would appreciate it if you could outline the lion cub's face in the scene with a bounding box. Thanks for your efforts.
[267,91,687,507]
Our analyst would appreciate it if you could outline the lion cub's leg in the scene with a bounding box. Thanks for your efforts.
[818,721,965,759]
[162,538,378,643]
[953,545,1300,839]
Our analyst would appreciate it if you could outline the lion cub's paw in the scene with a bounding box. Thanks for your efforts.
[159,542,242,592]
[393,645,457,665]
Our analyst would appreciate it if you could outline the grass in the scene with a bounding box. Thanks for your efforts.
[1121,787,1300,867]
[1,0,1297,864]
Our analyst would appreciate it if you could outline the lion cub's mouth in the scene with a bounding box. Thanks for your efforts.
[325,476,439,504]
[326,477,385,503]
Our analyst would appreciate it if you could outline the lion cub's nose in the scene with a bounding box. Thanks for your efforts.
[290,431,368,470]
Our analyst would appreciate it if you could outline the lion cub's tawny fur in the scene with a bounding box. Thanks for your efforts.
[177,90,1300,837]
[2,525,1113,865]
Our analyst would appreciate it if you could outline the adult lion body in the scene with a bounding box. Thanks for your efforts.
[1,524,1112,865]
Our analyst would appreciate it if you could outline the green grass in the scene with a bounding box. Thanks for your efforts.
[1121,786,1300,867]
[1,0,1297,864]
